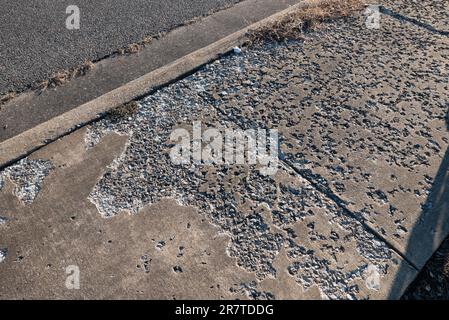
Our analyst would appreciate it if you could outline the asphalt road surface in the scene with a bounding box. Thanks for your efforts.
[0,0,242,95]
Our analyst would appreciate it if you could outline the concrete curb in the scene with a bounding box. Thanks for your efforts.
[0,1,309,170]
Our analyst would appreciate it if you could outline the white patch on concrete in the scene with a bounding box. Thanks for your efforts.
[0,248,7,263]
[0,159,53,204]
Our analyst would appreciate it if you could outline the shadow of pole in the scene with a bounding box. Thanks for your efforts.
[389,111,449,299]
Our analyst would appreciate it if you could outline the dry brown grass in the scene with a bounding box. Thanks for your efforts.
[116,36,154,55]
[1,34,153,102]
[247,0,365,44]
[0,59,95,106]
[0,91,16,106]
[107,101,140,120]
[34,59,95,91]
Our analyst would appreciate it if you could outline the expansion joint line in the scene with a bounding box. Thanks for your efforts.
[283,159,419,271]
[379,6,449,37]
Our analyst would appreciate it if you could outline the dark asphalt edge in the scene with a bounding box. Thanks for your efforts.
[0,0,302,142]
[0,1,244,98]
[0,1,307,170]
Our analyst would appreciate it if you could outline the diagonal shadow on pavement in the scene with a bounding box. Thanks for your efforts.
[390,108,449,299]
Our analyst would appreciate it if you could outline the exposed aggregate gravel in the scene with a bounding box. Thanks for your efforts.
[0,159,53,204]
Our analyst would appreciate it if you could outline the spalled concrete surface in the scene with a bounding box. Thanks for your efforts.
[0,1,448,299]
[203,13,449,271]
[0,0,243,95]
[0,82,415,300]
[381,0,449,33]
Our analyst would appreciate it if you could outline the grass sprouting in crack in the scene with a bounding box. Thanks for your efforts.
[246,0,365,44]
[106,101,140,121]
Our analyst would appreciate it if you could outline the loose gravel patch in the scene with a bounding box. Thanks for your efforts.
[0,159,53,204]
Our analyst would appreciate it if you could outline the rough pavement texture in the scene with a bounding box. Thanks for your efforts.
[381,0,449,33]
[204,10,449,296]
[0,159,53,204]
[84,77,408,299]
[0,0,242,95]
[1,2,448,299]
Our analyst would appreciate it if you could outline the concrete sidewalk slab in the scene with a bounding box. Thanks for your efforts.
[0,78,415,299]
[207,13,449,271]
